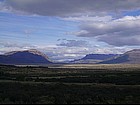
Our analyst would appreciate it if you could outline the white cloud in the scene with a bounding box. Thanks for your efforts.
[62,16,113,23]
[74,16,140,46]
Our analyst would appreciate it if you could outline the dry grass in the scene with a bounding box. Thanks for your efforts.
[49,64,140,71]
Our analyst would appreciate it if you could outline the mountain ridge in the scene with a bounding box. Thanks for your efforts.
[0,49,52,65]
[100,49,140,64]
[0,49,140,65]
[71,54,118,64]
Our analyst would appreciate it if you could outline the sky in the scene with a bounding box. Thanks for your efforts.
[0,0,140,61]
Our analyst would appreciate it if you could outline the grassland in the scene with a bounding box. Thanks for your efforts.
[0,64,140,104]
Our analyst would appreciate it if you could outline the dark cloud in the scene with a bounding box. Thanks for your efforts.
[4,0,140,16]
[57,39,90,47]
[98,34,140,46]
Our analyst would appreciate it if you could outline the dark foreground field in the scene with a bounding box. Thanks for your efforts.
[0,64,140,104]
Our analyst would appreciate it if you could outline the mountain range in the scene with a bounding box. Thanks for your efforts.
[0,49,140,65]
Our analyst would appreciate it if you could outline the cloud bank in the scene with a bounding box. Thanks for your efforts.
[74,16,140,46]
[4,0,140,16]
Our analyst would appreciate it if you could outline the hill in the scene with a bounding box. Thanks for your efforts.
[71,54,118,64]
[100,49,140,64]
[0,49,52,65]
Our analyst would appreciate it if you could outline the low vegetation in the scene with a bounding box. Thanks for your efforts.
[0,64,140,104]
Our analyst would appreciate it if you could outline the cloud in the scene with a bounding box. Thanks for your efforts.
[3,0,140,16]
[57,39,90,47]
[63,16,113,23]
[1,1,140,49]
[0,42,35,55]
[75,16,140,46]
[0,0,12,12]
[46,45,139,62]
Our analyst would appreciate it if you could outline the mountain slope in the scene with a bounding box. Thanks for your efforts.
[0,49,52,65]
[100,49,140,64]
[71,54,118,64]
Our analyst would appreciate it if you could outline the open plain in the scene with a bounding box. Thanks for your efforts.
[0,64,140,104]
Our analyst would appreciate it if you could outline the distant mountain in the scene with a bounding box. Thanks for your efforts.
[100,49,140,64]
[71,54,118,64]
[0,49,52,65]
